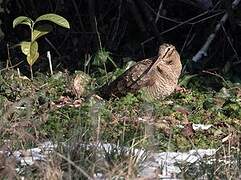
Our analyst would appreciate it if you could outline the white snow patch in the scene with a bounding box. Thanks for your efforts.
[0,141,216,179]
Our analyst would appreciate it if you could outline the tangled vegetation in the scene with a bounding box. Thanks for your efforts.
[0,0,241,179]
[0,65,241,178]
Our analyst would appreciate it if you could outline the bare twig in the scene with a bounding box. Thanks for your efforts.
[180,25,194,55]
[17,68,21,78]
[88,0,96,34]
[57,31,70,50]
[110,0,127,50]
[128,0,147,33]
[136,0,161,40]
[94,17,102,50]
[107,0,126,50]
[141,11,211,45]
[146,2,184,24]
[47,51,53,75]
[202,70,229,87]
[196,55,241,71]
[181,25,195,74]
[71,0,86,32]
[6,43,12,69]
[155,0,164,23]
[44,37,61,57]
[0,61,24,72]
[84,53,91,74]
[178,0,213,10]
[221,24,240,62]
[111,0,122,42]
[191,11,224,25]
[147,1,223,26]
[192,0,241,62]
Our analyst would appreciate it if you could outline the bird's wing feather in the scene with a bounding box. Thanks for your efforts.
[98,57,158,98]
[117,58,155,92]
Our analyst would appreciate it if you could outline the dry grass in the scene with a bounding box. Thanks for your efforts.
[0,70,241,179]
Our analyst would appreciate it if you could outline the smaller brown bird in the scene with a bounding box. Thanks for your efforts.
[98,44,182,100]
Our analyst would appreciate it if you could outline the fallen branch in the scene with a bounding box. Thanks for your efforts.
[192,0,241,62]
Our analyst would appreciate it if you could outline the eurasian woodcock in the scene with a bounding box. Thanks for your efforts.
[98,43,182,100]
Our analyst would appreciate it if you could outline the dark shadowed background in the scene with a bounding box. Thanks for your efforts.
[0,0,241,77]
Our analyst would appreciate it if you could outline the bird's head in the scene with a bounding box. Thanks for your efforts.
[157,43,182,76]
[158,43,175,58]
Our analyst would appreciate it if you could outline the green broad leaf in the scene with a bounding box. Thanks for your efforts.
[94,50,108,65]
[35,13,70,29]
[178,74,199,87]
[98,50,109,63]
[13,16,33,28]
[26,41,39,65]
[20,41,31,55]
[32,24,53,41]
[20,41,39,65]
[27,51,39,66]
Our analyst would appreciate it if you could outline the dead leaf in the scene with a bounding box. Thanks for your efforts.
[182,122,195,138]
[72,72,90,98]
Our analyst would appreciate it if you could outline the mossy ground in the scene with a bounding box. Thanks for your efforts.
[0,69,241,178]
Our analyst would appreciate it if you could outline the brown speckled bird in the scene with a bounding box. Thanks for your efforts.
[98,43,182,100]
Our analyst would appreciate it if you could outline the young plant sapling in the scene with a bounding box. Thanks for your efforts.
[13,13,70,79]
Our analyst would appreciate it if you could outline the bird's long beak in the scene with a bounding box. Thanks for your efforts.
[147,57,163,74]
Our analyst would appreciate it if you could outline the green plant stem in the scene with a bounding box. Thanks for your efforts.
[30,65,33,80]
[30,25,34,80]
[103,62,108,82]
[31,24,34,41]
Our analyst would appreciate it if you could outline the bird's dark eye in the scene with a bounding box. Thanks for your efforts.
[166,60,172,65]
[157,66,163,74]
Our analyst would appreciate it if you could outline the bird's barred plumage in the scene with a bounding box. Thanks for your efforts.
[98,44,182,100]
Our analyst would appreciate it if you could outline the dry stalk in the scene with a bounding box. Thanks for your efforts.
[192,0,241,63]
